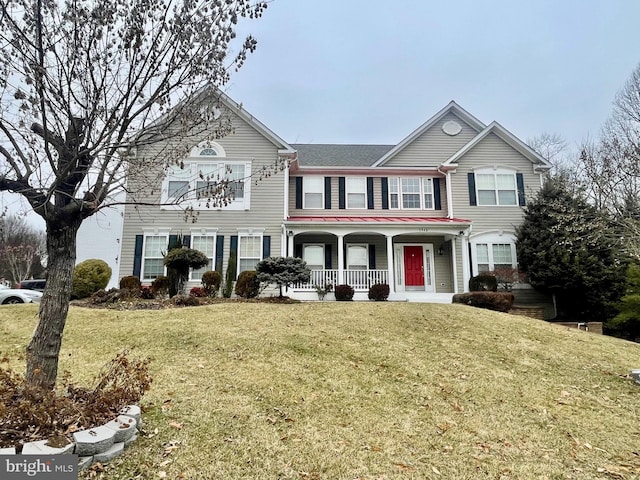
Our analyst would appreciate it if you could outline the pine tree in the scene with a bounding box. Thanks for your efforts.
[516,175,628,320]
[609,263,640,341]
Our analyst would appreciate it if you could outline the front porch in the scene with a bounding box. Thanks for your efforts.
[293,267,454,303]
[283,217,472,303]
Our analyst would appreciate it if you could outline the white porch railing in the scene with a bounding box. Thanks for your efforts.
[345,269,388,290]
[294,269,389,291]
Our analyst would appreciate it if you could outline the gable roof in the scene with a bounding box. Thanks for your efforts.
[217,91,296,156]
[442,121,552,170]
[371,101,486,167]
[292,144,394,167]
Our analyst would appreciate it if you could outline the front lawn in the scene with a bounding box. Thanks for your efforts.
[1,302,639,479]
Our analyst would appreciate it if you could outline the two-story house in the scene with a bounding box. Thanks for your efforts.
[118,92,551,302]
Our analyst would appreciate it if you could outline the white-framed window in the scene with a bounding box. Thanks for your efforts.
[190,229,217,281]
[346,177,366,209]
[475,169,518,206]
[388,177,435,210]
[471,233,517,274]
[347,244,368,270]
[303,176,324,209]
[303,244,324,270]
[238,233,263,273]
[142,233,169,281]
[161,142,251,210]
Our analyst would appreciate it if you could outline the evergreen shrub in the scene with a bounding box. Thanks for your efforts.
[452,292,514,312]
[469,274,498,292]
[335,284,355,301]
[368,283,390,301]
[72,259,112,299]
[201,270,222,297]
[235,271,260,298]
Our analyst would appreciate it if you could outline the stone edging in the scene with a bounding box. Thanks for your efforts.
[0,405,141,471]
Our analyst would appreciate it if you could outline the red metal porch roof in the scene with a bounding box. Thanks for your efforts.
[286,216,471,224]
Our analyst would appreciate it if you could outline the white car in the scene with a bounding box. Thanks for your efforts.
[0,284,43,304]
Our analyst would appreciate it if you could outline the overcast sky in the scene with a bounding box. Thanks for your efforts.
[227,0,640,150]
[3,0,640,226]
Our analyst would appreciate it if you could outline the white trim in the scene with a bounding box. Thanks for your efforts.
[190,141,226,157]
[393,243,436,293]
[160,158,252,210]
[237,229,265,273]
[189,228,218,281]
[473,168,519,207]
[302,176,324,209]
[140,230,170,282]
[346,177,367,209]
[469,231,517,276]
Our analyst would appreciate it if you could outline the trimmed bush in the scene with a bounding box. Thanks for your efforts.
[235,270,260,299]
[469,274,498,292]
[190,286,207,298]
[164,247,209,297]
[119,275,141,291]
[335,284,355,301]
[452,292,515,313]
[72,259,112,299]
[201,270,222,297]
[151,276,169,297]
[368,283,390,301]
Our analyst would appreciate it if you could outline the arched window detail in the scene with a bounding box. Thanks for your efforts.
[190,142,226,158]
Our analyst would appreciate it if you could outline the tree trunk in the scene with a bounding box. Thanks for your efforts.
[26,219,81,389]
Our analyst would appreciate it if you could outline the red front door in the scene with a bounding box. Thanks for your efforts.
[404,246,424,287]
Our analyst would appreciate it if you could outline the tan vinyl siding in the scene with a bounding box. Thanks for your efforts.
[451,133,543,232]
[119,107,285,282]
[383,113,480,167]
[289,176,449,218]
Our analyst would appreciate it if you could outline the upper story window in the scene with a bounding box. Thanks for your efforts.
[346,177,366,209]
[475,170,517,206]
[161,142,251,210]
[389,177,434,210]
[303,176,324,209]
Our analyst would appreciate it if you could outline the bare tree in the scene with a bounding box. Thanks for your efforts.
[528,132,569,170]
[0,214,46,284]
[573,62,640,260]
[0,0,269,388]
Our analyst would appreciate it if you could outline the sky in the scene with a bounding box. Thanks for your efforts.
[3,0,640,279]
[226,0,640,149]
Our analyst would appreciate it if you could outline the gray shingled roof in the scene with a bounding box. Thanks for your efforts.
[291,144,395,167]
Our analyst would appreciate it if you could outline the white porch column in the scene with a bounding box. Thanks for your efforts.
[450,237,458,293]
[460,234,470,292]
[288,232,294,258]
[337,235,344,285]
[386,235,395,293]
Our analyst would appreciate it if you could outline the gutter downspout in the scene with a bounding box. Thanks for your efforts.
[437,165,454,219]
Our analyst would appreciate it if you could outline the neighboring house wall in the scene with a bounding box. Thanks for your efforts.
[119,107,287,284]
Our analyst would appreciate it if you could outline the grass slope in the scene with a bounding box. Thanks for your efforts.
[1,302,640,479]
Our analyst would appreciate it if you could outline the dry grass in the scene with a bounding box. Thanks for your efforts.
[1,302,640,479]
